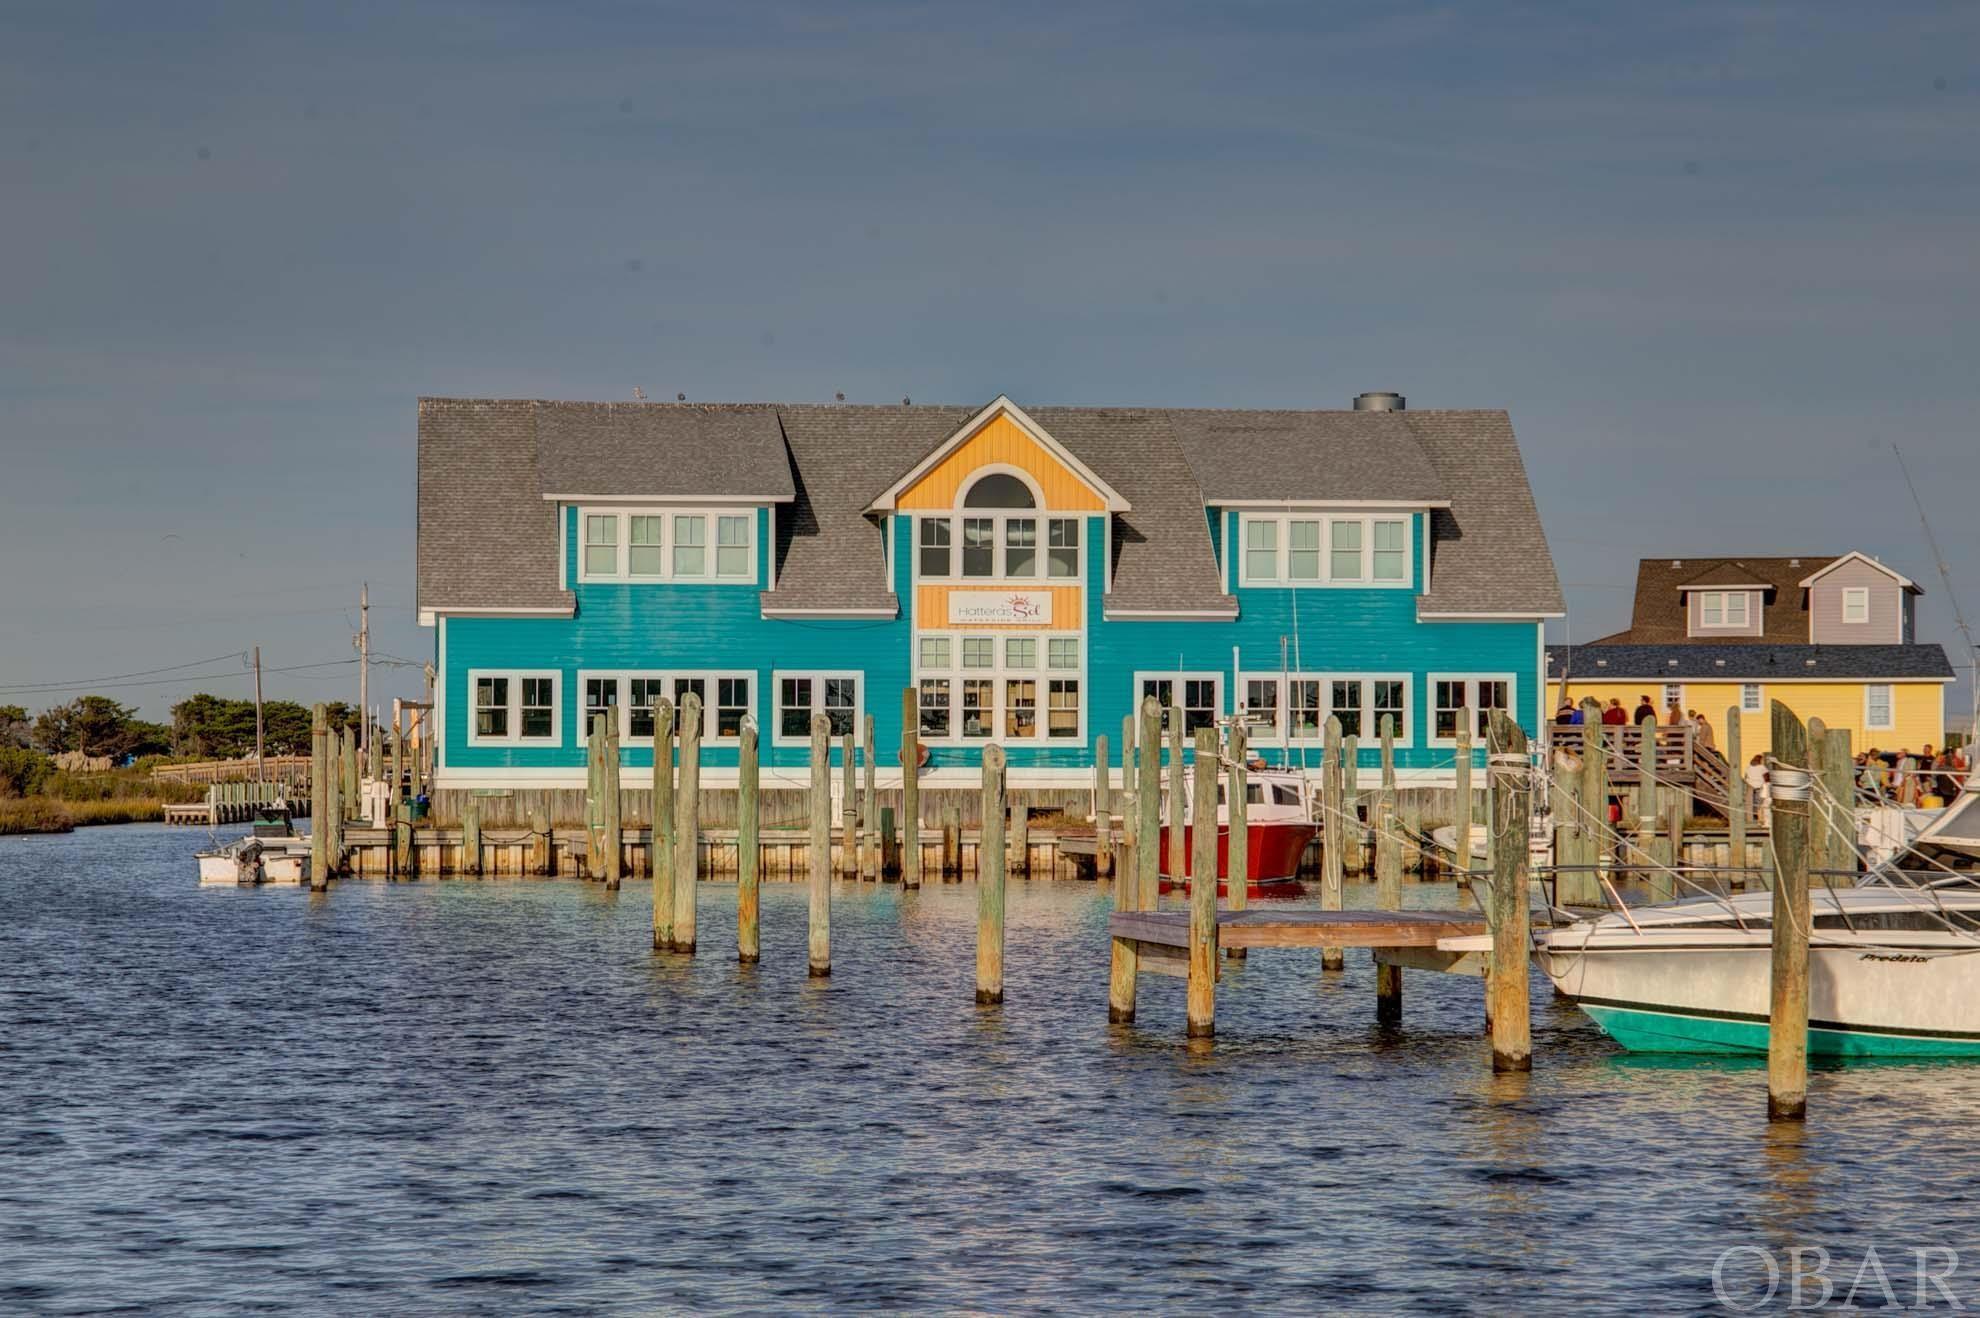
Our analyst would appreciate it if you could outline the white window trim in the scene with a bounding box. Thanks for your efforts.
[1236,512,1414,588]
[913,509,1085,584]
[771,669,865,746]
[578,669,754,745]
[1841,586,1871,625]
[1662,683,1685,711]
[1694,589,1752,630]
[1427,673,1517,748]
[915,631,1083,743]
[1238,671,1413,747]
[1740,683,1765,714]
[1864,683,1896,732]
[467,668,561,746]
[1132,671,1224,735]
[575,506,758,584]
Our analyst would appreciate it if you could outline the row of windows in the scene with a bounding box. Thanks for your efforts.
[918,515,1081,581]
[469,670,1521,748]
[917,633,1080,672]
[1239,515,1411,588]
[579,509,755,582]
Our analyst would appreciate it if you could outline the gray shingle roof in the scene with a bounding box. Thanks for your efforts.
[416,398,1561,621]
[417,399,572,614]
[535,402,795,501]
[1168,409,1446,504]
[1547,643,1955,682]
[1592,556,1833,644]
[1403,411,1565,616]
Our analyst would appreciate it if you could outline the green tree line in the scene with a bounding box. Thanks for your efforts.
[0,695,362,794]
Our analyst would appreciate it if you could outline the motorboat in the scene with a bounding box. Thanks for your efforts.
[196,836,265,885]
[195,806,309,885]
[1908,784,1980,868]
[1454,878,1980,1057]
[1158,763,1318,891]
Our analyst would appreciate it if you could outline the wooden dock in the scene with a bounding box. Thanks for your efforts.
[1108,908,1487,980]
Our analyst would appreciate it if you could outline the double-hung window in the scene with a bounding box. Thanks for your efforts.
[1250,674,1408,742]
[1698,590,1750,628]
[1237,513,1413,587]
[584,676,620,734]
[577,508,755,582]
[1432,675,1514,743]
[1865,684,1894,731]
[919,518,952,577]
[471,671,559,745]
[581,671,750,742]
[1047,519,1080,578]
[917,630,1079,741]
[918,678,951,737]
[1330,679,1363,737]
[1137,674,1221,734]
[1047,680,1080,738]
[961,518,996,577]
[1243,678,1281,737]
[776,672,861,741]
[1842,587,1870,625]
[1740,683,1764,714]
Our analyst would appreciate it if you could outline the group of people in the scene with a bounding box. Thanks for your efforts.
[1554,696,1718,748]
[1857,744,1970,806]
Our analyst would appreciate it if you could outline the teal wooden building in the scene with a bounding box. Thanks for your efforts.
[416,392,1562,792]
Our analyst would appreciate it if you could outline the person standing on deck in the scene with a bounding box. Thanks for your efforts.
[1633,696,1658,726]
[1555,700,1578,726]
[1746,754,1770,827]
[1602,699,1629,726]
[1691,709,1715,752]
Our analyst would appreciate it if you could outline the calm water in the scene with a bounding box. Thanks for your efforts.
[4,825,1979,1314]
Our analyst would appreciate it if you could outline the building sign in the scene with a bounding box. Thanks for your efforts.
[947,590,1053,626]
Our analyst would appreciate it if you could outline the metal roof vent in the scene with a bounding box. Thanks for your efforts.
[1353,391,1405,412]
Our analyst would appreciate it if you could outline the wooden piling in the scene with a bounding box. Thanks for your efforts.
[461,796,482,876]
[943,808,961,881]
[1726,704,1748,883]
[673,693,701,951]
[841,730,857,879]
[530,807,550,876]
[901,687,921,889]
[1226,721,1248,960]
[309,703,330,891]
[1453,708,1474,881]
[1341,733,1362,875]
[1108,697,1161,1024]
[1768,701,1812,1121]
[808,712,832,977]
[862,714,878,879]
[1166,709,1186,881]
[1375,715,1403,1024]
[738,715,760,964]
[1638,725,1665,899]
[1320,715,1345,970]
[651,700,675,950]
[341,726,358,819]
[1822,726,1853,881]
[1187,726,1220,1038]
[1486,712,1532,1072]
[978,745,1007,1005]
[323,726,343,876]
[1563,704,1607,906]
[583,715,602,878]
[1093,733,1111,874]
[601,715,624,890]
[1010,799,1029,875]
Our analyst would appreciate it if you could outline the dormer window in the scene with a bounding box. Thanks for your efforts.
[1697,590,1751,628]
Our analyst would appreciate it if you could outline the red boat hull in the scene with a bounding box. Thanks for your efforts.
[1155,821,1317,892]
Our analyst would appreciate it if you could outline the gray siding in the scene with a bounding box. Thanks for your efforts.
[1686,589,1764,638]
[1809,559,1904,643]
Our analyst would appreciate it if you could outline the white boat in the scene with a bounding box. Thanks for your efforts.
[1910,784,1980,866]
[1451,879,1980,1057]
[197,837,265,885]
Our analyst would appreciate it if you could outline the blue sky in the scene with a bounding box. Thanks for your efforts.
[2,1,1975,724]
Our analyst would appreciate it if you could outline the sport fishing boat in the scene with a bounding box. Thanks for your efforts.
[1158,764,1318,892]
[1478,877,1980,1057]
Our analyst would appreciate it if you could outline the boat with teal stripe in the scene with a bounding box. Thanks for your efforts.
[1521,881,1980,1058]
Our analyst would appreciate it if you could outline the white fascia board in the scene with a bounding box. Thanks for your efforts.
[759,606,899,619]
[1213,498,1452,510]
[1417,610,1565,620]
[1103,608,1240,621]
[542,492,792,504]
[1797,550,1919,591]
[425,606,576,618]
[864,395,1131,513]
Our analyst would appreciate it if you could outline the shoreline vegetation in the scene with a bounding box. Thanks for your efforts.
[0,797,181,835]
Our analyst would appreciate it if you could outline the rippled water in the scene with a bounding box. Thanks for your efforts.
[5,825,1980,1313]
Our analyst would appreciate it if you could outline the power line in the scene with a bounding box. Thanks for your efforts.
[0,659,357,696]
[0,650,247,693]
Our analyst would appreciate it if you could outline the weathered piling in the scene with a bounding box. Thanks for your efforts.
[1320,715,1345,971]
[900,687,921,890]
[808,712,832,977]
[1166,710,1186,880]
[1010,800,1029,875]
[1187,726,1220,1038]
[840,730,857,879]
[978,745,1007,1005]
[1453,709,1474,880]
[1226,721,1248,960]
[601,715,624,890]
[1341,733,1363,875]
[1108,697,1161,1024]
[530,807,550,876]
[461,796,482,876]
[1487,713,1532,1072]
[862,714,878,880]
[942,808,961,880]
[738,716,761,963]
[583,715,602,878]
[309,703,330,891]
[1375,715,1403,1024]
[1768,701,1812,1121]
[1638,726,1667,899]
[341,726,358,819]
[1093,732,1111,874]
[651,699,675,950]
[367,721,382,784]
[1816,724,1854,881]
[1562,706,1607,906]
[1726,704,1748,883]
[323,726,343,876]
[672,693,701,951]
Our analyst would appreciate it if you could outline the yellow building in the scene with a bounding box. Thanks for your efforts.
[1547,552,1954,760]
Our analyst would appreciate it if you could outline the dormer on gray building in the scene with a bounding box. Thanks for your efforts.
[1798,551,1920,645]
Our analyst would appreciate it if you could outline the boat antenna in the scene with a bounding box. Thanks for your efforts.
[1893,443,1979,749]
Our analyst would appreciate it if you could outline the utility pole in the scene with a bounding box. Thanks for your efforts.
[253,645,265,782]
[357,583,370,755]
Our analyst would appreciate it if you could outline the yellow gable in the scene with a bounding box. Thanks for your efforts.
[895,411,1108,512]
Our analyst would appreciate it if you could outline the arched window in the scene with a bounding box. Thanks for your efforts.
[962,472,1035,509]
